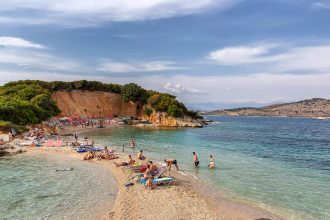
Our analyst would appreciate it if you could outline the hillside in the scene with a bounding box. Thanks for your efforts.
[209,98,330,118]
[0,80,201,128]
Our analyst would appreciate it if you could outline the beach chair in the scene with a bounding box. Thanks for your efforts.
[139,177,174,186]
[55,139,63,147]
[46,140,54,147]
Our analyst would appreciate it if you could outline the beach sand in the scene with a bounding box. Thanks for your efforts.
[23,145,283,220]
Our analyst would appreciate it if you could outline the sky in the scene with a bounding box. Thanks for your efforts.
[0,0,330,109]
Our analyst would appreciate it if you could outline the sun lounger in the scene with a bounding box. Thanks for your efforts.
[139,177,174,186]
[76,147,103,153]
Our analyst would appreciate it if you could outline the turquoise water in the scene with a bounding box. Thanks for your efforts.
[0,153,117,220]
[85,116,330,220]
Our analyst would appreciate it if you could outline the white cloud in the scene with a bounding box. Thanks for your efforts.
[208,44,279,65]
[312,2,330,9]
[163,82,202,94]
[0,37,82,71]
[0,48,81,71]
[0,36,45,48]
[208,43,330,72]
[98,59,185,73]
[0,0,239,26]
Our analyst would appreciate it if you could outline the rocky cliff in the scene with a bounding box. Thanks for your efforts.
[51,90,138,117]
[209,98,330,118]
[143,111,204,127]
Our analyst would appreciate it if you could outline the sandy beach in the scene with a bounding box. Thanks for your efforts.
[22,143,283,220]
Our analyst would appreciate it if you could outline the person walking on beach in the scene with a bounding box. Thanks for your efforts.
[193,152,199,167]
[208,155,215,169]
[164,158,179,171]
[74,131,78,143]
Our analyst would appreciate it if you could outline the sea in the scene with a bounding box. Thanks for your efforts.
[0,153,117,220]
[1,116,329,219]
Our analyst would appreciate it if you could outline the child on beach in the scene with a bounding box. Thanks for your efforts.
[193,152,199,167]
[164,158,179,171]
[145,176,155,190]
[208,155,215,169]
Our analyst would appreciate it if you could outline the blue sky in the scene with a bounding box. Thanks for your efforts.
[1,0,330,109]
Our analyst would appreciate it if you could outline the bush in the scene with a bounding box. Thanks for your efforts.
[0,120,27,134]
[144,107,153,117]
[121,83,148,103]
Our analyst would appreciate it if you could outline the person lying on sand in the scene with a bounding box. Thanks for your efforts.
[164,158,179,171]
[83,151,96,160]
[115,155,135,167]
[208,155,215,169]
[137,150,145,160]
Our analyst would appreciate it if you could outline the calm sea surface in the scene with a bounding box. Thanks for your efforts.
[84,116,330,220]
[0,153,117,220]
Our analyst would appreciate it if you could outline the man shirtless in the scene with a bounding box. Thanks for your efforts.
[164,158,179,171]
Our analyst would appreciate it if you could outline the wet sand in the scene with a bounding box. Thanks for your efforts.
[23,145,283,220]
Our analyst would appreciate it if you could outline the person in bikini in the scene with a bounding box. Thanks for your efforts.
[208,155,215,169]
[164,158,179,171]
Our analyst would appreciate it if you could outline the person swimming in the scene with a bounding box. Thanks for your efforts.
[164,158,179,171]
[208,155,215,169]
[193,152,199,167]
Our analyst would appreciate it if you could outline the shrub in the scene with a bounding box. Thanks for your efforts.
[144,107,153,117]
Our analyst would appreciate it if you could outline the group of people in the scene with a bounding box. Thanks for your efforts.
[193,152,216,169]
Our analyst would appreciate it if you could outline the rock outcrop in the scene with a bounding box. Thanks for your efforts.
[144,112,204,127]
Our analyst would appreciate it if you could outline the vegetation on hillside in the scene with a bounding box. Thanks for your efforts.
[0,80,201,129]
[0,82,60,125]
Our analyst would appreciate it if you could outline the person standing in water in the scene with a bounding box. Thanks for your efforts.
[130,138,135,148]
[208,155,215,169]
[193,152,199,167]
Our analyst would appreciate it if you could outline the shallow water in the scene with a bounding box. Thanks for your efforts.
[84,116,330,220]
[0,153,117,220]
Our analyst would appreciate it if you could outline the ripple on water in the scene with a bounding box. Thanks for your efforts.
[0,153,117,219]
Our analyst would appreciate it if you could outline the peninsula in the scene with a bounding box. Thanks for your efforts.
[209,98,330,118]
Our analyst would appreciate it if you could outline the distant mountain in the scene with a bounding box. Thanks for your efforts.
[186,101,269,112]
[208,98,330,118]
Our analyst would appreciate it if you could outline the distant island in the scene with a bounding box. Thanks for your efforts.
[208,98,330,118]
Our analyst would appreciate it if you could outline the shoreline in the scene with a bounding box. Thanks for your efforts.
[21,145,283,220]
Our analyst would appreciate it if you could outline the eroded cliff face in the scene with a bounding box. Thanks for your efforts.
[51,90,138,117]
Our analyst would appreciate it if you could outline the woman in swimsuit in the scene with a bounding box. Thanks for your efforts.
[208,155,215,169]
